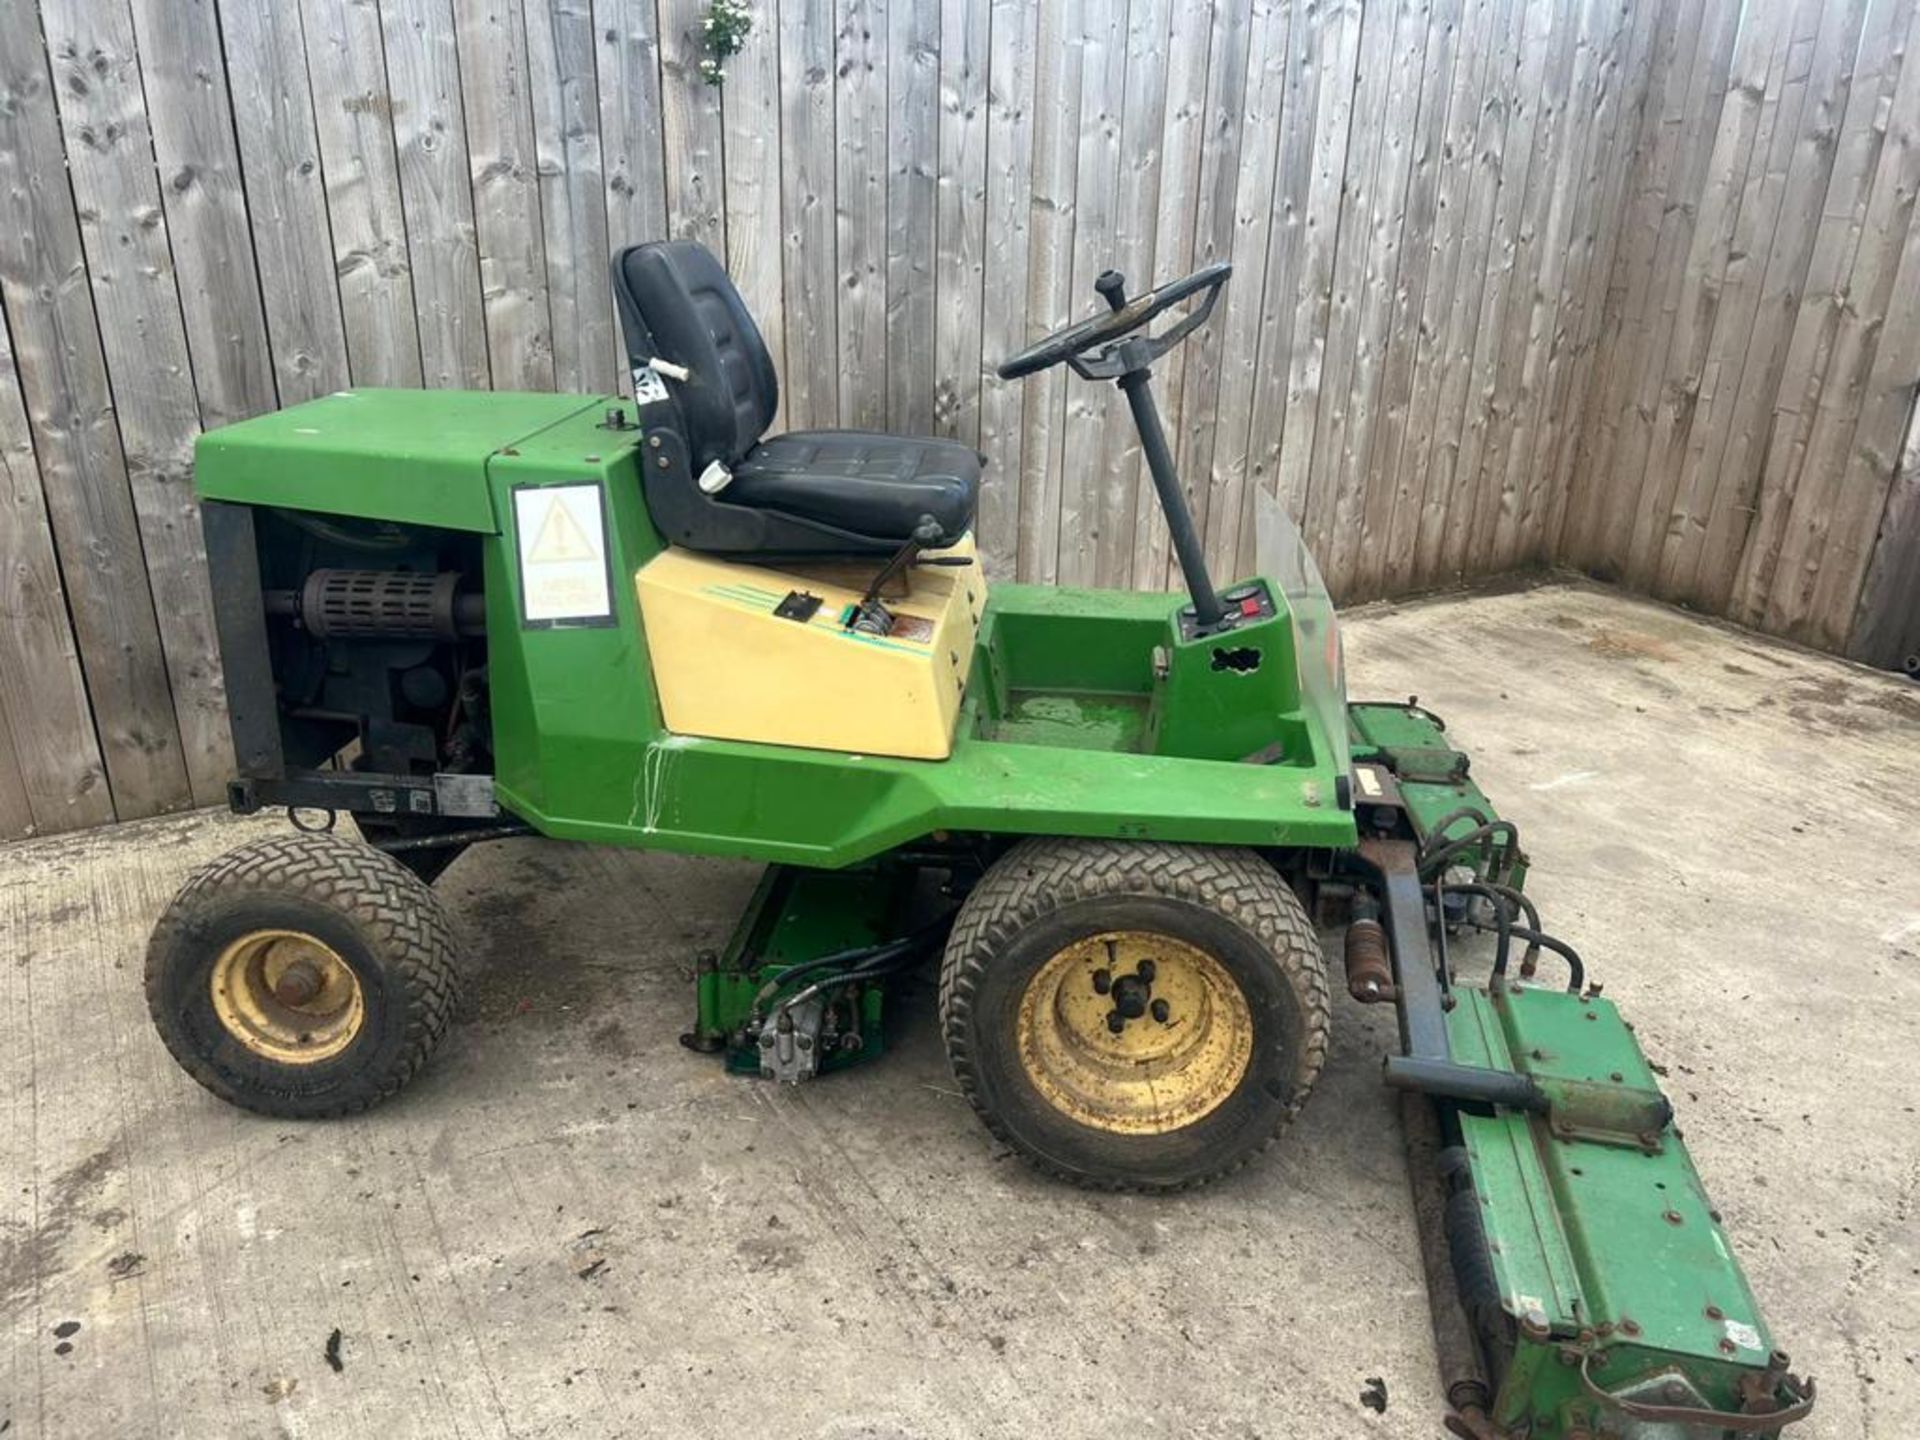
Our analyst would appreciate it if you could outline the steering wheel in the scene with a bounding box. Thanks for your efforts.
[997,262,1232,380]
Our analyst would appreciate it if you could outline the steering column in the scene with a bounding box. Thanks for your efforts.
[997,262,1235,634]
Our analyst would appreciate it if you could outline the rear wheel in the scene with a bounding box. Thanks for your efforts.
[146,832,460,1118]
[939,838,1330,1191]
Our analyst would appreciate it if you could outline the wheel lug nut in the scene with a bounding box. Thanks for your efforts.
[1151,999,1170,1024]
[1091,968,1111,995]
[1106,1010,1126,1035]
[1137,960,1156,984]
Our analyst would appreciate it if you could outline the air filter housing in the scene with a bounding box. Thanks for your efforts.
[299,568,464,640]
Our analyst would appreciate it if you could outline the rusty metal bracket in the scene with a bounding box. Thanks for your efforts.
[1534,1074,1674,1152]
[1578,1351,1816,1433]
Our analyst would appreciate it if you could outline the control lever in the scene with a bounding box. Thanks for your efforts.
[845,516,970,636]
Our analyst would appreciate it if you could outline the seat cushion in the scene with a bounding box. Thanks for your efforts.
[727,432,981,546]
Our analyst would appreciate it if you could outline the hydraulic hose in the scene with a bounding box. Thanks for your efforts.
[1418,821,1523,882]
[751,913,955,1013]
[1432,881,1581,993]
[766,945,927,1023]
[1424,806,1493,850]
[1499,925,1585,994]
[1477,878,1542,976]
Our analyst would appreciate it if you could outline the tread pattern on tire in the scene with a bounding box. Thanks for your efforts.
[145,831,462,1117]
[938,837,1332,1192]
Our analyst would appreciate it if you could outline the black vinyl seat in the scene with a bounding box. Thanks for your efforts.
[729,432,978,541]
[612,242,981,557]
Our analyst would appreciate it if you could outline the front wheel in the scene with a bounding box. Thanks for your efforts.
[145,832,461,1118]
[938,838,1330,1191]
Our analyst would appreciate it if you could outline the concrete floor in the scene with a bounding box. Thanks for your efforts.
[2,581,1916,1440]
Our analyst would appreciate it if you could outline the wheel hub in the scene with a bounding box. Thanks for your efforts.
[209,929,366,1065]
[1094,959,1163,1031]
[1017,931,1254,1135]
[272,957,326,1007]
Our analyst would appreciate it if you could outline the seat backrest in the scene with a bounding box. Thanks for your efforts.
[612,241,779,471]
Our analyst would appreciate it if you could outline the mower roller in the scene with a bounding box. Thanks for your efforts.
[146,241,1813,1437]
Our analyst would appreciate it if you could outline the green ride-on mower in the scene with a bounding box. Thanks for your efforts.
[147,242,1813,1438]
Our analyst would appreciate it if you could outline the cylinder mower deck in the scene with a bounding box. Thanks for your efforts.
[146,241,1812,1437]
[1347,706,1813,1439]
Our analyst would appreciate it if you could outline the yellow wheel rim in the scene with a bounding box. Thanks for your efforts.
[1016,930,1254,1135]
[209,929,365,1065]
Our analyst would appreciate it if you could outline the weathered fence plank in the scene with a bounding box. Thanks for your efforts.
[835,0,888,431]
[220,0,353,402]
[1850,392,1920,668]
[1054,0,1127,586]
[1201,0,1290,579]
[1273,0,1363,551]
[0,297,112,836]
[1768,7,1920,648]
[659,0,728,255]
[1677,0,1866,613]
[1652,0,1825,597]
[1087,0,1170,590]
[383,0,494,389]
[721,2,786,428]
[1516,0,1651,573]
[777,0,838,429]
[455,0,556,391]
[975,0,1039,572]
[1129,0,1219,591]
[41,0,232,806]
[1359,0,1464,597]
[933,0,990,449]
[1396,0,1506,590]
[594,0,670,383]
[527,0,620,393]
[0,0,190,819]
[1436,0,1555,586]
[1311,0,1428,595]
[1013,0,1082,583]
[301,0,426,388]
[127,0,277,429]
[1473,0,1577,576]
[886,0,941,436]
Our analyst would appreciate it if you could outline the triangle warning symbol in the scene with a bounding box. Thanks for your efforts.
[528,496,597,562]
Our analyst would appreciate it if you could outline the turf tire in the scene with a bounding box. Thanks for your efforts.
[145,832,461,1118]
[939,837,1330,1191]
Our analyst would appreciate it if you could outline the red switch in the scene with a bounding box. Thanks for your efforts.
[1239,595,1262,617]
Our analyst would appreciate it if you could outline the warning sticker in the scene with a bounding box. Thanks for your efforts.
[514,484,613,624]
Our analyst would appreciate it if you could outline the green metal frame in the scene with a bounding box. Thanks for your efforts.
[198,388,1356,867]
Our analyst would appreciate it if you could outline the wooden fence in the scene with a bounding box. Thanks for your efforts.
[1558,0,1920,670]
[0,0,1916,840]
